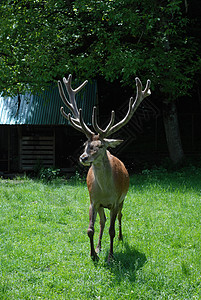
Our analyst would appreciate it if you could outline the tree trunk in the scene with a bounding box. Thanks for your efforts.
[162,101,185,165]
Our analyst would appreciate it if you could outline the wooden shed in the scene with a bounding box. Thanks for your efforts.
[0,81,97,174]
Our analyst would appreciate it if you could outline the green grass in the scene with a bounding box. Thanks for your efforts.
[0,167,201,299]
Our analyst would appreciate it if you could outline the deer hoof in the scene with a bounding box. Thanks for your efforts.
[91,253,99,261]
[107,253,114,264]
[95,245,101,254]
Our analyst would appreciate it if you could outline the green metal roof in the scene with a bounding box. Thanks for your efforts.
[0,80,97,125]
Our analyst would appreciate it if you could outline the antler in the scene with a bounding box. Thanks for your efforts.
[58,75,151,140]
[92,77,151,138]
[58,74,95,138]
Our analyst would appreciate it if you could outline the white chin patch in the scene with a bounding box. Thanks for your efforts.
[79,159,91,167]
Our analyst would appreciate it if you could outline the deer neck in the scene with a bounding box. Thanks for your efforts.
[92,150,113,191]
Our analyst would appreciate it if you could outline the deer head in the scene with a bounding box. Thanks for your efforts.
[58,74,151,166]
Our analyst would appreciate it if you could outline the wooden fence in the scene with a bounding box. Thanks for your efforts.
[19,135,55,171]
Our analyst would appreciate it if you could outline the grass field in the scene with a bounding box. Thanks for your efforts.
[0,166,201,299]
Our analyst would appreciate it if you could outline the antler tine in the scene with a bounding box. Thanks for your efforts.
[58,74,88,118]
[67,112,86,134]
[58,74,94,138]
[65,73,88,94]
[96,77,151,138]
[58,80,75,114]
[63,75,79,118]
[63,75,88,117]
[79,109,95,138]
[132,77,151,112]
[105,96,135,137]
[60,107,80,126]
[74,79,89,93]
[92,107,102,134]
[92,107,115,138]
[61,106,94,138]
[60,106,69,120]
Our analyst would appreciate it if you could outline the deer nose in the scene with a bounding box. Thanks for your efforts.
[80,154,89,163]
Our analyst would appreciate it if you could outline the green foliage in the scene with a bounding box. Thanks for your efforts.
[0,168,201,299]
[0,0,200,100]
[38,167,60,183]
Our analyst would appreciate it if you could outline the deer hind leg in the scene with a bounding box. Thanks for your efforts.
[96,207,106,254]
[118,201,124,241]
[108,209,118,263]
[87,203,98,261]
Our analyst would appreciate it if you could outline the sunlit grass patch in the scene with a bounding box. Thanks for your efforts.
[0,168,201,299]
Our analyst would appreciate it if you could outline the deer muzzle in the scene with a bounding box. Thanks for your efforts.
[79,153,90,166]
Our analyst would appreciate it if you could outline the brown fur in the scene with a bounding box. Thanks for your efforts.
[82,143,129,262]
[87,153,129,197]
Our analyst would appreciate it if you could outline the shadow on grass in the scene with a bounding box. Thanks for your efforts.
[104,241,147,282]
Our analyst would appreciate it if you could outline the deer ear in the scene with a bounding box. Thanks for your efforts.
[103,139,124,148]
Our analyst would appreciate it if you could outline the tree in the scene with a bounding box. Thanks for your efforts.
[0,0,201,163]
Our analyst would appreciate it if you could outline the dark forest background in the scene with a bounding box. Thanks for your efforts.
[1,0,201,171]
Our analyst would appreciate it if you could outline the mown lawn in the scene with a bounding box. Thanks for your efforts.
[0,167,201,299]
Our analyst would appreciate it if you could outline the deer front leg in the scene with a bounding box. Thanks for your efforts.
[87,203,98,261]
[108,209,118,263]
[96,207,106,254]
[118,201,124,241]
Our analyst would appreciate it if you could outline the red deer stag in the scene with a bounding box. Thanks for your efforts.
[58,74,151,262]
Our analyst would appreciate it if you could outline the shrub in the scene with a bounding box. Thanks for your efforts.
[39,167,60,182]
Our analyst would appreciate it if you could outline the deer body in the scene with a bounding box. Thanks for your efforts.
[86,151,129,206]
[86,150,129,260]
[58,74,151,262]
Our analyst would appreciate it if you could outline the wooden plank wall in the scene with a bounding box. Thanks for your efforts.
[20,135,55,171]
